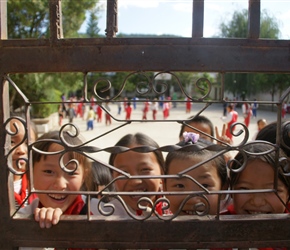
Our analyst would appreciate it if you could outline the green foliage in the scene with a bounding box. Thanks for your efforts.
[219,9,248,38]
[7,0,99,117]
[260,10,280,39]
[62,0,98,38]
[86,7,101,38]
[7,0,49,38]
[218,9,287,99]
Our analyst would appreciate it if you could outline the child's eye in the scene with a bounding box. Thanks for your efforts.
[44,170,53,174]
[277,187,286,193]
[236,186,249,190]
[141,167,152,174]
[174,183,185,189]
[201,183,210,189]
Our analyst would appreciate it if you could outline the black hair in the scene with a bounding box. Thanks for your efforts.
[230,143,290,198]
[32,130,93,191]
[90,162,114,202]
[256,120,290,157]
[227,104,234,111]
[108,132,165,174]
[179,115,214,140]
[165,138,227,188]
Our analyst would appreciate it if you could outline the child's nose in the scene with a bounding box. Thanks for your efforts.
[250,193,267,207]
[54,175,68,190]
[15,143,27,155]
[191,196,208,212]
[128,177,143,186]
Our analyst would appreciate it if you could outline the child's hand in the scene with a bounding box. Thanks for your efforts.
[215,124,231,145]
[34,207,63,229]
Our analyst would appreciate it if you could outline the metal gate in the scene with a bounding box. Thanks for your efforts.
[1,0,290,249]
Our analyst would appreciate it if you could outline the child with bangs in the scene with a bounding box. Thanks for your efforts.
[164,132,229,216]
[18,130,93,227]
[220,143,290,250]
[108,132,167,217]
[18,130,126,249]
[228,143,290,215]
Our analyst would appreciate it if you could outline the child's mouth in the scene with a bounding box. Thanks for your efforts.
[246,210,270,214]
[182,202,207,215]
[183,210,196,215]
[130,189,147,199]
[48,194,66,201]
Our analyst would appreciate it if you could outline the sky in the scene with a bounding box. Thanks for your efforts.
[80,0,290,39]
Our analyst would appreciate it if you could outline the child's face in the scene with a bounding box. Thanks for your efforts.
[33,143,85,212]
[181,122,213,142]
[10,119,28,174]
[258,120,267,131]
[10,120,37,174]
[165,157,223,215]
[112,147,163,211]
[232,159,289,214]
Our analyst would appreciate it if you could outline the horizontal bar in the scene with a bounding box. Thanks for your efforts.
[0,38,289,73]
[11,214,290,248]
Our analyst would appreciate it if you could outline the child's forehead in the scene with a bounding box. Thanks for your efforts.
[240,159,274,177]
[169,155,217,172]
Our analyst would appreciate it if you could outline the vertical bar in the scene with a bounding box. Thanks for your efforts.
[192,0,204,38]
[248,0,260,39]
[0,2,14,249]
[49,0,63,42]
[0,0,7,40]
[220,73,225,101]
[105,0,118,38]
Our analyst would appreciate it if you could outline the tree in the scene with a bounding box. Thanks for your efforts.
[218,9,289,101]
[86,7,101,38]
[7,0,99,117]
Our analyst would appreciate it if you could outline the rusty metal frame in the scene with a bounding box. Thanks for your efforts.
[1,0,290,249]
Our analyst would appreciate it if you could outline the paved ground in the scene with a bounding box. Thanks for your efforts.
[61,102,280,162]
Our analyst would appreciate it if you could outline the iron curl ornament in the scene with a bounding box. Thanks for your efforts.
[88,71,213,102]
[4,116,29,175]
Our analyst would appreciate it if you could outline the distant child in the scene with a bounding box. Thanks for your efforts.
[151,98,158,120]
[142,99,150,120]
[221,104,238,142]
[179,115,231,145]
[252,118,267,140]
[96,103,103,123]
[7,117,38,209]
[179,115,215,142]
[108,133,165,216]
[185,97,191,113]
[104,99,111,125]
[242,101,252,128]
[164,132,229,215]
[67,102,75,123]
[251,99,258,118]
[163,98,170,119]
[86,106,95,131]
[228,143,290,215]
[125,101,132,120]
[257,118,267,131]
